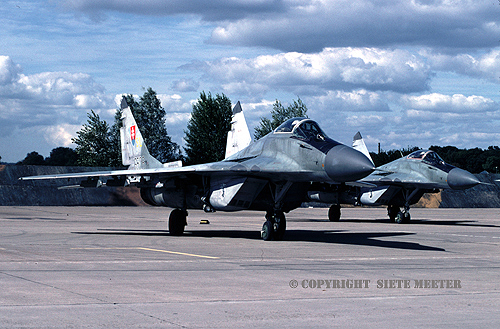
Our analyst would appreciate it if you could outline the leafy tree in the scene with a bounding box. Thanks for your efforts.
[72,110,114,167]
[184,91,232,165]
[370,146,420,167]
[482,146,500,173]
[254,97,308,140]
[483,156,500,173]
[17,151,46,165]
[45,147,78,166]
[111,88,181,165]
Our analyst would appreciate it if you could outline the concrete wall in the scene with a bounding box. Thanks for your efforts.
[0,165,145,206]
[440,172,500,208]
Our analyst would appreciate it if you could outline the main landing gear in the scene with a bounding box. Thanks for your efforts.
[388,188,420,224]
[261,181,293,241]
[261,210,286,241]
[169,209,187,236]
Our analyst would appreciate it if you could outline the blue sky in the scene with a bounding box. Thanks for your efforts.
[1,0,500,163]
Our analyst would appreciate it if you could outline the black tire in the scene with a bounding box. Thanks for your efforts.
[395,211,410,224]
[388,205,399,222]
[169,209,186,236]
[328,204,341,222]
[261,220,274,241]
[274,212,286,241]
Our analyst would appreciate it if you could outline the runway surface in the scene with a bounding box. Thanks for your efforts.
[0,206,499,328]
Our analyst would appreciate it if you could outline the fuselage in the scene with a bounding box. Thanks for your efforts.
[141,118,375,212]
[356,150,480,207]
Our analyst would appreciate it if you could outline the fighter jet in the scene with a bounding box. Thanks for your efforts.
[318,133,481,223]
[20,97,375,240]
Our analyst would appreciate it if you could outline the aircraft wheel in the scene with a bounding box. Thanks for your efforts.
[169,209,187,236]
[274,212,286,241]
[261,220,274,241]
[388,205,399,222]
[395,211,410,224]
[328,204,341,221]
[404,212,411,222]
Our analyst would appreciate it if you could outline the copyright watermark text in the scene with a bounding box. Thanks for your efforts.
[289,279,462,289]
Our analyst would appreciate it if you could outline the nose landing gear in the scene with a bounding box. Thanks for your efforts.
[261,210,286,241]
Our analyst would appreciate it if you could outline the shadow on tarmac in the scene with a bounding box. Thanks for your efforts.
[335,218,500,228]
[73,229,445,251]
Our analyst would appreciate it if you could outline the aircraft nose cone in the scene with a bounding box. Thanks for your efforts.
[447,168,480,190]
[324,145,375,182]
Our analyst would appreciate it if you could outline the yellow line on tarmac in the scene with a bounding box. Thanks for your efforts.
[137,247,219,259]
[72,247,219,259]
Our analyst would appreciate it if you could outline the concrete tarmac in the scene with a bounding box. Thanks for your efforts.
[0,206,499,328]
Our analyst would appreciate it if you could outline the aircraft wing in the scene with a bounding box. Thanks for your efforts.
[19,166,193,181]
[19,157,320,185]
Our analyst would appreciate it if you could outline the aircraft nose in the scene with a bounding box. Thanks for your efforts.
[447,168,480,190]
[324,145,375,182]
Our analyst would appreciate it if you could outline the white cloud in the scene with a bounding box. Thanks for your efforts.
[172,79,199,92]
[187,48,432,96]
[64,0,500,52]
[425,49,500,83]
[42,123,81,147]
[0,55,22,85]
[0,56,113,127]
[158,94,193,114]
[314,90,391,113]
[18,71,108,105]
[345,114,385,127]
[401,93,497,113]
[209,0,500,52]
[439,132,500,147]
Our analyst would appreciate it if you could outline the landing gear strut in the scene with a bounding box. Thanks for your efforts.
[261,210,286,241]
[169,209,187,235]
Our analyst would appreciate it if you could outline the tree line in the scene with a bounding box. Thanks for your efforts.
[8,88,500,174]
[370,145,500,174]
[12,89,307,168]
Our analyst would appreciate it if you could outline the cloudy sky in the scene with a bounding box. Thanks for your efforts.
[1,0,500,163]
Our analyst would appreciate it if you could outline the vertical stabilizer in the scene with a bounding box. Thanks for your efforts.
[120,97,163,169]
[352,132,375,166]
[225,101,252,159]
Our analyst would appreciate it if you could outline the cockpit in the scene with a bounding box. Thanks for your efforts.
[407,150,445,166]
[274,117,327,141]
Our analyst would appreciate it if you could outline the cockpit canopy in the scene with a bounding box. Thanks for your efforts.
[274,117,328,141]
[407,150,445,166]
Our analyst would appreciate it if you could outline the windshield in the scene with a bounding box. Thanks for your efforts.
[274,117,328,140]
[274,117,306,133]
[293,120,327,140]
[407,150,445,165]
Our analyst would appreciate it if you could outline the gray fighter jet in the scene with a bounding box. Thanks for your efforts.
[317,133,481,223]
[20,98,375,240]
